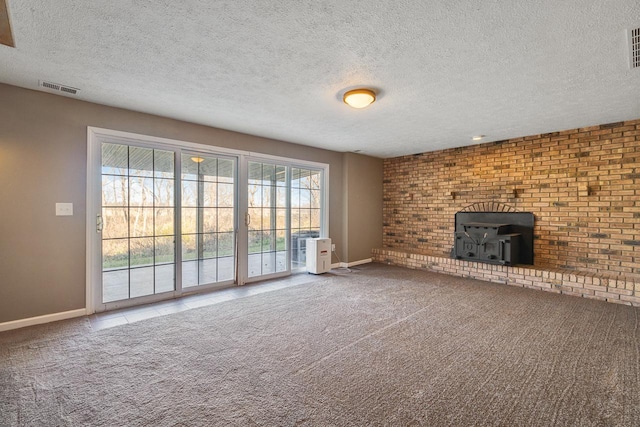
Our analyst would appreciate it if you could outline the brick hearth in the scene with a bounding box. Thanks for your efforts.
[372,249,640,307]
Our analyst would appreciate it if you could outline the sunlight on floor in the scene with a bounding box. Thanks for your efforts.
[89,272,327,331]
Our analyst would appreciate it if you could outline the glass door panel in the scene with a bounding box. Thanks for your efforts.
[247,162,288,278]
[290,168,322,270]
[181,154,236,287]
[101,143,176,303]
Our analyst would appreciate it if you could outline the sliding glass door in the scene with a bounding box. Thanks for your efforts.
[89,128,327,312]
[247,161,288,279]
[98,145,237,309]
[290,167,322,270]
[181,153,236,287]
[101,143,176,303]
[243,160,325,282]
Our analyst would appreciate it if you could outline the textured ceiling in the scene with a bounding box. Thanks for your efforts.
[1,1,639,158]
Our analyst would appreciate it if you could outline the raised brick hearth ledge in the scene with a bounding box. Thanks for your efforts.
[372,248,640,307]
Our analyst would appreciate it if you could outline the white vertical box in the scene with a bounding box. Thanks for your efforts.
[306,238,331,274]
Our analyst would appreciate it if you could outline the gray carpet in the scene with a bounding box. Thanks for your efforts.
[1,264,639,426]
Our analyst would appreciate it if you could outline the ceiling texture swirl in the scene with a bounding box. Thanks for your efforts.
[0,0,639,157]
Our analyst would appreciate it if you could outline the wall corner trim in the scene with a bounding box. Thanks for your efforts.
[0,308,87,332]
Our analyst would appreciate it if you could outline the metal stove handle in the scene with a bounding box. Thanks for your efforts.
[480,232,488,246]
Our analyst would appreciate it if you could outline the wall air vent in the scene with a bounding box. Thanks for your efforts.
[629,27,640,69]
[59,86,78,94]
[41,81,60,91]
[38,80,80,95]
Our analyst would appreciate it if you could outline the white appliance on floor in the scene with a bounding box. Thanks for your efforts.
[306,238,332,274]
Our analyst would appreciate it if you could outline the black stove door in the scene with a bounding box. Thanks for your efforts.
[480,239,501,262]
[454,232,477,259]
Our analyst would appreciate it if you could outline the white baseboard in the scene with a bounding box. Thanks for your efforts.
[347,258,373,267]
[331,258,373,269]
[0,308,87,332]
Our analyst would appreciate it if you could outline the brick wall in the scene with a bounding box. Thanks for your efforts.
[382,119,640,278]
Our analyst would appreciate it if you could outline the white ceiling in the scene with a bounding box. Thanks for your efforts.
[1,1,639,158]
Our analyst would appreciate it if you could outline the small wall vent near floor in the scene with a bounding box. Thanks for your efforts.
[629,27,640,69]
[38,80,80,95]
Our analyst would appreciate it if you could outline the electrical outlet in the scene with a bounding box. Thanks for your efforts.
[331,244,336,251]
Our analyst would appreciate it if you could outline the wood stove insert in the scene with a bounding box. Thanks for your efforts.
[453,211,534,265]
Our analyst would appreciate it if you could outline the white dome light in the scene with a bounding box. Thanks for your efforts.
[343,89,376,109]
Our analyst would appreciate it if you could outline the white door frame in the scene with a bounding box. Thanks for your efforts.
[86,127,329,314]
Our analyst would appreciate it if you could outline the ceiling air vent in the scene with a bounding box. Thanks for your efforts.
[59,86,78,95]
[629,27,640,69]
[38,80,80,95]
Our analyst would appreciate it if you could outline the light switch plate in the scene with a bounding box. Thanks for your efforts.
[56,203,73,216]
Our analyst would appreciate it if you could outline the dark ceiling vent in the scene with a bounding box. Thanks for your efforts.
[60,86,78,95]
[630,27,640,69]
[38,80,80,95]
[41,81,60,91]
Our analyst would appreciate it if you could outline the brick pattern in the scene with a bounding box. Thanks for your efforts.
[372,249,640,307]
[382,119,640,278]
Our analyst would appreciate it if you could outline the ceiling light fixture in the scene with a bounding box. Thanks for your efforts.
[191,156,205,163]
[472,135,485,141]
[343,89,376,109]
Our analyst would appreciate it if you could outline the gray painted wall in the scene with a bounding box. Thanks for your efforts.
[344,153,384,262]
[0,83,382,324]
